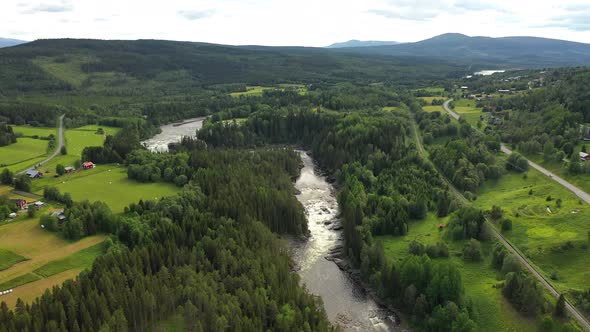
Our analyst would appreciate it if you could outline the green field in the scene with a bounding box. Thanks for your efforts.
[33,165,180,213]
[34,242,107,277]
[230,85,307,97]
[0,273,41,291]
[33,125,120,176]
[453,99,486,126]
[0,249,28,271]
[0,214,107,306]
[0,138,48,169]
[378,214,540,331]
[472,159,590,294]
[0,125,57,171]
[32,56,91,88]
[422,105,444,113]
[415,87,445,95]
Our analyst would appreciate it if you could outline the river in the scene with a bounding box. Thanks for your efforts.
[141,117,205,152]
[292,151,401,331]
[142,120,401,330]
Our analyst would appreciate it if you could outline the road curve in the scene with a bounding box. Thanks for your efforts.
[442,99,590,331]
[16,114,65,175]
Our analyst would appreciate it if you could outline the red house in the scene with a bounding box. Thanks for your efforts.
[15,199,27,210]
[82,162,95,169]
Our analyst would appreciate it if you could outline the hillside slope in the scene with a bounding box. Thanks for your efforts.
[0,38,463,96]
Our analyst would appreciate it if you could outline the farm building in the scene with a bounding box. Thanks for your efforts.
[51,210,66,222]
[580,152,590,161]
[82,162,95,169]
[25,169,42,179]
[33,201,45,208]
[14,199,27,210]
[64,166,75,173]
[8,212,17,218]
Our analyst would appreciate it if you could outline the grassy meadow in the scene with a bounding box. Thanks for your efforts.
[32,165,180,213]
[473,157,590,294]
[230,85,307,97]
[0,125,57,171]
[0,214,107,307]
[378,214,541,331]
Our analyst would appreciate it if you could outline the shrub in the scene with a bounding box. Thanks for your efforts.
[501,219,512,232]
[462,239,482,262]
[408,240,425,256]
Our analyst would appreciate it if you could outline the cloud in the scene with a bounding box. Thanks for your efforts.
[368,9,439,21]
[453,0,509,13]
[178,10,215,21]
[21,2,73,14]
[538,4,590,31]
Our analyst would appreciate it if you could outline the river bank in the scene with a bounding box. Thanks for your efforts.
[292,151,404,331]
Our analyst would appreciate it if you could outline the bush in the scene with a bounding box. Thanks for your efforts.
[556,198,562,208]
[408,240,425,256]
[501,219,512,232]
[490,205,503,220]
[14,175,32,192]
[462,239,482,262]
[505,153,528,173]
[40,215,59,232]
[426,242,449,258]
[60,145,67,155]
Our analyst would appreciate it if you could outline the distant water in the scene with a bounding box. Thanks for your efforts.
[291,151,402,331]
[474,70,506,76]
[141,117,205,152]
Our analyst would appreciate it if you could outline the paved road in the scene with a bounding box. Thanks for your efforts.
[16,114,65,175]
[441,99,590,331]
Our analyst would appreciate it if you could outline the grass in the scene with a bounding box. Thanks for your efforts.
[422,105,444,113]
[0,214,107,306]
[34,242,107,277]
[0,249,28,271]
[0,138,49,168]
[0,125,57,172]
[378,214,539,331]
[33,165,180,213]
[156,315,185,332]
[415,87,445,95]
[32,56,91,88]
[229,85,307,97]
[472,161,590,293]
[0,273,41,291]
[0,269,83,307]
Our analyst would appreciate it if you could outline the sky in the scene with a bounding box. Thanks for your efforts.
[2,0,590,46]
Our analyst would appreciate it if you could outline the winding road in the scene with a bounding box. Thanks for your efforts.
[16,114,65,175]
[441,99,590,331]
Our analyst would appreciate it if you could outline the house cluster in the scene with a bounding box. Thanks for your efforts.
[25,161,96,180]
[7,200,45,219]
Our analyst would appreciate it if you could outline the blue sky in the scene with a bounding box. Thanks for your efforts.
[2,0,590,46]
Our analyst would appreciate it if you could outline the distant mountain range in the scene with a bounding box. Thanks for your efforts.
[0,38,27,48]
[333,33,590,68]
[326,40,398,48]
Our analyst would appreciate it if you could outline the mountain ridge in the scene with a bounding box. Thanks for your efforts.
[0,37,27,48]
[326,40,398,48]
[335,33,590,67]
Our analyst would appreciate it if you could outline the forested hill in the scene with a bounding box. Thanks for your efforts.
[0,38,464,95]
[335,33,590,68]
